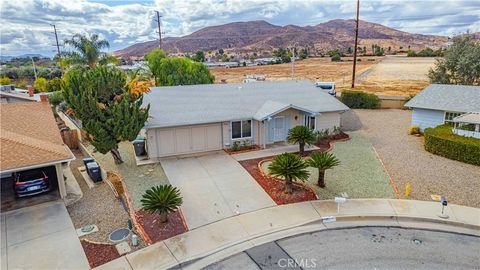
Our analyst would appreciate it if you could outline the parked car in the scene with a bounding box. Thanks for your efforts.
[315,81,336,96]
[13,169,51,197]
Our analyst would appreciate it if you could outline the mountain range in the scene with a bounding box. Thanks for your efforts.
[115,19,450,58]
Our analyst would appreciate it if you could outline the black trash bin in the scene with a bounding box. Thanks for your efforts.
[86,162,102,182]
[83,157,95,167]
[133,139,146,156]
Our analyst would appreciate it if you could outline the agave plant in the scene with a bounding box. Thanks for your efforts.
[307,152,340,188]
[268,152,310,194]
[287,126,316,156]
[141,185,183,223]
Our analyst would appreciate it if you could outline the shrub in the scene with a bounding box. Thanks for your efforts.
[141,185,183,223]
[49,91,64,107]
[0,76,11,85]
[340,90,380,109]
[331,54,341,62]
[46,77,62,92]
[424,125,480,165]
[408,125,420,135]
[33,77,48,92]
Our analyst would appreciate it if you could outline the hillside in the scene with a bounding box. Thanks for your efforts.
[115,19,448,58]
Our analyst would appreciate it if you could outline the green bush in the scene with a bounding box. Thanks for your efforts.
[340,90,380,109]
[424,125,480,165]
[49,91,64,106]
[331,54,341,62]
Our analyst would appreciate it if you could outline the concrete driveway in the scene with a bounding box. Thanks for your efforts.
[160,152,275,229]
[1,201,89,270]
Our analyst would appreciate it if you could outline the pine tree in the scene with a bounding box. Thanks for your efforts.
[63,66,150,163]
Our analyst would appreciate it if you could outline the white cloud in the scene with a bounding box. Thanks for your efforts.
[1,0,479,56]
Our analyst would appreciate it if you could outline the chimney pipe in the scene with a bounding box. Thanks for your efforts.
[40,93,49,103]
[28,86,34,97]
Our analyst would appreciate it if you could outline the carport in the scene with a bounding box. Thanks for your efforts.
[0,102,75,211]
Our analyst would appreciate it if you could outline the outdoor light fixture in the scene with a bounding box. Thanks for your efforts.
[438,196,449,219]
[334,197,346,214]
[267,116,273,121]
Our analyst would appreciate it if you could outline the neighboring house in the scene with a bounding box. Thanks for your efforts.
[143,80,349,158]
[0,102,75,199]
[452,113,480,139]
[404,84,480,131]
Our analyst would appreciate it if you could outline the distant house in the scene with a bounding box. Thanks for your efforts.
[404,84,480,131]
[0,102,75,199]
[142,80,349,158]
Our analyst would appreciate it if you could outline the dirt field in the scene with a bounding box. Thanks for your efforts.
[354,56,437,96]
[211,55,438,96]
[211,57,378,84]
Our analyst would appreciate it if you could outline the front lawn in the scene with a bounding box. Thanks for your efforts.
[261,131,396,199]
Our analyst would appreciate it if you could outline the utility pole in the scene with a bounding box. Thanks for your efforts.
[155,11,162,49]
[31,57,37,80]
[351,0,360,88]
[50,24,61,56]
[291,47,296,80]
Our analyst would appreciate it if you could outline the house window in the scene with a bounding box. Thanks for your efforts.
[445,112,462,123]
[231,120,252,139]
[304,116,315,130]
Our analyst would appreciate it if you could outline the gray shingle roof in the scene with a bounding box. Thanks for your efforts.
[144,80,349,128]
[404,84,480,112]
[453,113,480,124]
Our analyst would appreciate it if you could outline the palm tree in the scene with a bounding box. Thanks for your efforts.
[307,152,340,188]
[141,185,183,223]
[268,152,310,194]
[63,34,114,68]
[287,126,316,156]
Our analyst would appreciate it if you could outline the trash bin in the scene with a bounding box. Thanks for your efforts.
[133,139,146,156]
[86,162,102,182]
[83,157,95,167]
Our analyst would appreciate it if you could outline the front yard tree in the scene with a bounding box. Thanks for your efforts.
[63,34,116,68]
[63,66,149,164]
[146,49,214,86]
[141,185,183,223]
[307,152,340,188]
[287,126,316,156]
[268,153,310,194]
[428,34,480,85]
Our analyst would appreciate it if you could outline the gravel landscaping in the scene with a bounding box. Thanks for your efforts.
[261,132,396,200]
[86,142,169,210]
[341,109,480,208]
[67,150,132,243]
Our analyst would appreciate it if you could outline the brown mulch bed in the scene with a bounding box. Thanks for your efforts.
[314,132,350,151]
[239,157,317,204]
[136,210,188,243]
[81,240,120,268]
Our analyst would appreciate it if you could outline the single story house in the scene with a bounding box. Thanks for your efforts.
[452,112,480,139]
[142,80,349,158]
[0,102,75,199]
[404,84,480,131]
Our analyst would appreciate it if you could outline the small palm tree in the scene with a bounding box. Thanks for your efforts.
[141,185,183,223]
[63,34,113,68]
[268,152,310,194]
[287,126,316,156]
[307,152,340,188]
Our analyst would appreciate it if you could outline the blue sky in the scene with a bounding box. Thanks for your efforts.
[1,0,479,56]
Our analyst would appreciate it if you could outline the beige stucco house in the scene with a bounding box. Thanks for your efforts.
[143,80,349,158]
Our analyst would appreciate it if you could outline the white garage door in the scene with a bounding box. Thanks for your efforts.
[155,124,222,157]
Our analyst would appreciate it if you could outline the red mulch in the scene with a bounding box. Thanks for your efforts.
[314,132,350,150]
[238,133,350,204]
[81,240,120,268]
[136,210,188,243]
[239,157,317,204]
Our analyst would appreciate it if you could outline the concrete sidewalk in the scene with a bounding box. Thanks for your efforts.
[95,199,480,270]
[232,144,319,161]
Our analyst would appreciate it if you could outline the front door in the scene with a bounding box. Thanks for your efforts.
[273,116,286,142]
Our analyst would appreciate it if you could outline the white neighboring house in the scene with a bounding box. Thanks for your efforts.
[452,113,480,139]
[404,84,480,131]
[142,80,349,158]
